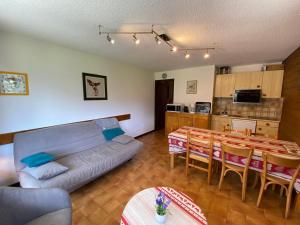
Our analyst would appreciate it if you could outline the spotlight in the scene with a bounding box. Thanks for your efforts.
[133,34,140,45]
[185,52,190,59]
[155,35,161,45]
[171,46,177,52]
[106,34,115,44]
[204,50,210,59]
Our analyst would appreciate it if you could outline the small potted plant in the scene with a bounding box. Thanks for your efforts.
[155,191,171,224]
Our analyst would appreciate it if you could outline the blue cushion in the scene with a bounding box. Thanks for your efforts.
[102,127,125,141]
[21,152,55,168]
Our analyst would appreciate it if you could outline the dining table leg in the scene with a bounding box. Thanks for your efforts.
[295,193,300,213]
[170,154,175,169]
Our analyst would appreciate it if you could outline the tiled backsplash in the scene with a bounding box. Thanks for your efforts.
[213,98,283,120]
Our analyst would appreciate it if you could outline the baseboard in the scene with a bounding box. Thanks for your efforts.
[135,130,155,139]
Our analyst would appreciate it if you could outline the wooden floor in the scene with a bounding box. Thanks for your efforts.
[71,130,300,225]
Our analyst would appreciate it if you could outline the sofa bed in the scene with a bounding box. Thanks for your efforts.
[13,118,143,192]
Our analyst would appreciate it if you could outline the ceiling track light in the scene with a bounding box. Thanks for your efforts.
[155,35,161,45]
[204,49,210,59]
[133,34,140,45]
[171,46,177,52]
[98,25,216,57]
[185,51,190,59]
[106,34,115,44]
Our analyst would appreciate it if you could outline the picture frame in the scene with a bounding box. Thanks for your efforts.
[82,73,107,100]
[0,71,29,96]
[186,80,197,94]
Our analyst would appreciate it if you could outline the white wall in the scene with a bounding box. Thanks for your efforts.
[154,66,216,106]
[0,31,154,185]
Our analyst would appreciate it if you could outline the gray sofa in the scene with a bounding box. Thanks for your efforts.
[13,118,143,192]
[0,187,71,225]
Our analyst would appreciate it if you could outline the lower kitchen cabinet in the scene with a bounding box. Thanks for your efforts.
[211,115,231,132]
[211,115,279,139]
[165,112,210,135]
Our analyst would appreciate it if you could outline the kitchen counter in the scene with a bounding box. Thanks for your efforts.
[167,111,211,116]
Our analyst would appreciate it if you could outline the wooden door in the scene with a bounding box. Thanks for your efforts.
[178,113,194,128]
[194,115,209,129]
[262,70,284,98]
[235,72,262,90]
[249,72,263,89]
[222,74,236,97]
[155,79,174,130]
[165,112,179,135]
[211,116,231,131]
[214,75,222,97]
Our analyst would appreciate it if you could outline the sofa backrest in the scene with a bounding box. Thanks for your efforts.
[14,121,106,171]
[94,117,120,130]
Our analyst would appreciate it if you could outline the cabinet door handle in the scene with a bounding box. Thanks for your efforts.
[263,94,267,96]
[230,94,233,96]
[257,85,261,88]
[258,128,262,131]
[266,123,270,126]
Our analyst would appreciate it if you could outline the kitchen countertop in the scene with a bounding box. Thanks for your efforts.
[166,111,210,116]
[212,114,280,122]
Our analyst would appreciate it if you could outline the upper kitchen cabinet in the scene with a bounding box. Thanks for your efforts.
[261,70,284,98]
[234,72,263,90]
[214,74,235,97]
[214,75,222,97]
[214,70,284,99]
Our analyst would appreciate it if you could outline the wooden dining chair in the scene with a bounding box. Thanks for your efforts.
[254,132,278,140]
[223,125,251,136]
[218,143,254,201]
[185,131,214,184]
[256,153,300,218]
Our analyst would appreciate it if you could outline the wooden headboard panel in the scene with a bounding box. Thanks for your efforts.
[0,114,131,145]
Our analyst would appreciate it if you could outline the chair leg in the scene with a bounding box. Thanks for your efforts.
[256,178,265,207]
[295,194,300,213]
[285,188,293,219]
[251,172,259,189]
[170,154,175,169]
[272,184,276,191]
[185,157,189,176]
[242,174,247,202]
[280,186,284,197]
[207,163,212,185]
[218,165,225,190]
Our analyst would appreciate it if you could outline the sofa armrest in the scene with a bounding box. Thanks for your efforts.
[0,187,71,225]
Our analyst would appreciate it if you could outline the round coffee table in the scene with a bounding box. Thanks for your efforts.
[120,187,207,225]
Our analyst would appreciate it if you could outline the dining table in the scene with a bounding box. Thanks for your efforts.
[120,187,207,225]
[168,126,300,212]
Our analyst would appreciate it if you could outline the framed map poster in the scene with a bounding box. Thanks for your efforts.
[0,71,29,95]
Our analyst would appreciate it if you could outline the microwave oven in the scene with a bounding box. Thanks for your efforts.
[233,89,261,103]
[166,104,184,112]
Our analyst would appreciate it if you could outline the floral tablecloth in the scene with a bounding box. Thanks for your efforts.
[121,187,207,225]
[168,126,300,182]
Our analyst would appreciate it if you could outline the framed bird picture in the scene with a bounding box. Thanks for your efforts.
[82,73,107,100]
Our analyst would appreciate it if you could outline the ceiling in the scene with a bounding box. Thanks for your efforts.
[0,0,300,71]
